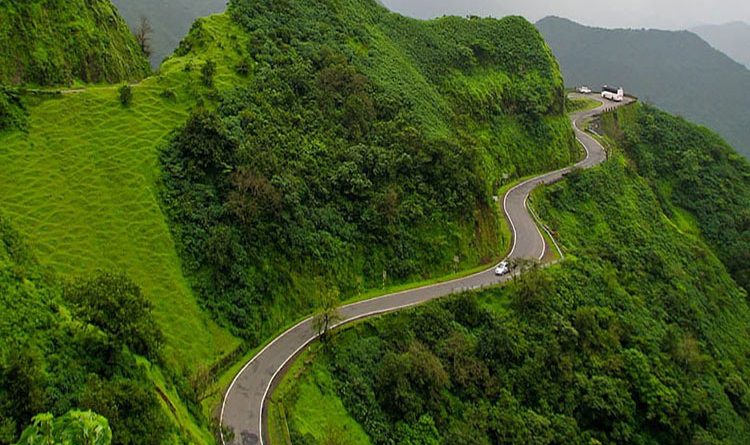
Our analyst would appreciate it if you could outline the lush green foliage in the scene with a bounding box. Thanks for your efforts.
[0,217,172,445]
[15,411,111,445]
[161,0,576,341]
[602,104,750,294]
[0,0,150,86]
[537,16,750,159]
[0,86,25,131]
[281,158,750,444]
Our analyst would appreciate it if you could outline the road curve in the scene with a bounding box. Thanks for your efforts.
[220,94,634,445]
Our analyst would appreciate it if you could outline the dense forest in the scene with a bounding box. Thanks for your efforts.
[536,16,750,159]
[160,0,577,341]
[285,153,750,444]
[600,104,750,295]
[0,0,150,85]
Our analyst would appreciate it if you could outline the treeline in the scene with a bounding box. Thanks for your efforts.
[161,0,575,341]
[298,159,750,444]
[602,104,750,294]
[0,216,171,445]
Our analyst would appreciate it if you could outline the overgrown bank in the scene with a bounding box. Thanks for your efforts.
[275,127,750,444]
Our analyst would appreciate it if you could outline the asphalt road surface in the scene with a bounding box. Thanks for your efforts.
[220,93,634,445]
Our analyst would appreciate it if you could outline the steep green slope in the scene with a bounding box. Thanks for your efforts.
[0,0,150,85]
[0,13,252,445]
[536,16,750,159]
[160,0,576,342]
[278,153,750,444]
[600,103,750,295]
[0,217,173,445]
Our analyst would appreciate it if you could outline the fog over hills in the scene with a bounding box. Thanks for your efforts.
[537,16,750,158]
[692,22,750,68]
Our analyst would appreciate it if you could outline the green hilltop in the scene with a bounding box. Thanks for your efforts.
[0,0,150,85]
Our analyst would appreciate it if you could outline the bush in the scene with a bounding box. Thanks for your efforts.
[118,84,133,106]
[201,60,216,87]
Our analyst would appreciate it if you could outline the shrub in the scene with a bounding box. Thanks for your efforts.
[118,84,133,106]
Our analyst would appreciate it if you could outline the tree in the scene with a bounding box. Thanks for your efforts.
[312,287,341,342]
[15,411,112,445]
[63,272,163,358]
[118,84,132,106]
[201,60,216,87]
[133,16,153,59]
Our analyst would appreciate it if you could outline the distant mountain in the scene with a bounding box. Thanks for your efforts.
[112,0,227,68]
[692,22,750,68]
[537,16,750,159]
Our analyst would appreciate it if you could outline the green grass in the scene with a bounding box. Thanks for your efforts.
[566,96,601,113]
[269,345,372,445]
[0,12,251,373]
[0,83,238,369]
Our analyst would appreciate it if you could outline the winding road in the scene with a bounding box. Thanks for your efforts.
[220,94,634,445]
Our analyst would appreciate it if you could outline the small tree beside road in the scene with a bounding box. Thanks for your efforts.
[312,287,342,342]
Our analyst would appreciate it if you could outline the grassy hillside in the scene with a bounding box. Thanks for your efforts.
[692,22,750,69]
[277,152,750,444]
[600,103,750,295]
[536,16,750,159]
[111,0,228,69]
[0,0,150,86]
[0,217,174,445]
[0,12,256,445]
[160,0,576,343]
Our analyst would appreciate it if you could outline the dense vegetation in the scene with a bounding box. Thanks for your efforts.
[0,0,150,85]
[0,216,172,445]
[536,16,750,159]
[601,103,750,295]
[0,86,25,131]
[281,156,750,445]
[0,12,251,443]
[161,0,576,341]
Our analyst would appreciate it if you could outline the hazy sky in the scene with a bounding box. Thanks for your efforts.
[380,0,750,29]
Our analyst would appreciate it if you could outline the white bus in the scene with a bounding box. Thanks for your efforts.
[602,85,624,102]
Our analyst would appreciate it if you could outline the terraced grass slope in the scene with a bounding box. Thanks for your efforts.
[0,84,239,368]
[0,0,150,86]
[0,12,261,443]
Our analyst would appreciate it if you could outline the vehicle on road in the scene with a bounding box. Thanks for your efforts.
[578,86,592,94]
[602,85,624,102]
[495,261,510,276]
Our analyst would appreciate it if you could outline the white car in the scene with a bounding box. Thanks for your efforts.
[578,86,592,94]
[495,261,510,276]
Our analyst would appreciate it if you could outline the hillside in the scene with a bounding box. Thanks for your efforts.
[600,103,750,296]
[275,105,750,444]
[111,0,227,68]
[161,0,576,343]
[692,22,750,68]
[0,0,150,86]
[536,16,750,159]
[0,0,576,442]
